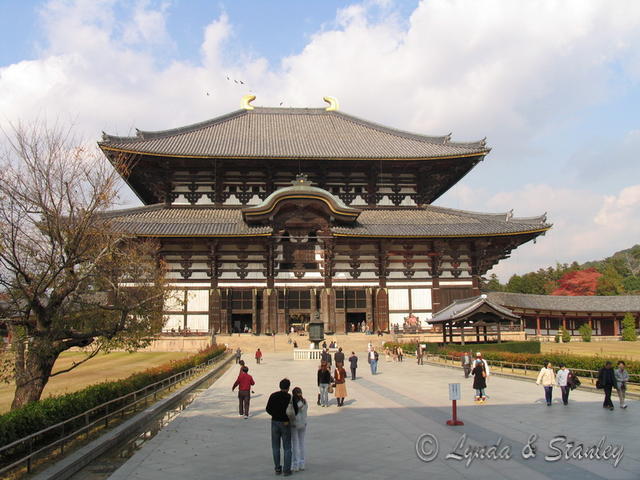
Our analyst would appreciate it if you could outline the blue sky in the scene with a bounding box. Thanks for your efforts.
[1,0,639,280]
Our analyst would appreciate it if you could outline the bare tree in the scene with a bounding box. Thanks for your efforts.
[0,121,168,409]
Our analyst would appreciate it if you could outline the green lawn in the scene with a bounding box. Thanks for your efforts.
[541,341,640,361]
[0,351,190,414]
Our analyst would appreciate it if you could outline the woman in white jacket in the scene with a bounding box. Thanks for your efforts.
[290,387,308,472]
[536,362,556,406]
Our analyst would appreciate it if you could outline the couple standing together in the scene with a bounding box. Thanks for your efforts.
[266,379,308,476]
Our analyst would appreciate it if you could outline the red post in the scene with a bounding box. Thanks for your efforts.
[446,400,464,426]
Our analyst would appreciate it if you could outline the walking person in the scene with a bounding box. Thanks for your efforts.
[266,378,293,476]
[556,363,571,406]
[334,347,345,366]
[255,348,263,364]
[317,361,332,407]
[289,387,308,472]
[462,351,472,378]
[234,347,242,364]
[321,348,332,367]
[368,348,379,374]
[416,343,424,365]
[615,361,629,409]
[348,351,358,380]
[536,362,556,406]
[384,346,391,362]
[397,346,403,362]
[334,362,348,406]
[472,359,487,403]
[232,366,255,418]
[597,361,617,410]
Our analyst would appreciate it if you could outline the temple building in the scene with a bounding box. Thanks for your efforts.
[98,96,551,335]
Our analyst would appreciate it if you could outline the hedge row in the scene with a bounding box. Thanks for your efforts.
[384,341,540,355]
[385,341,640,376]
[0,345,226,449]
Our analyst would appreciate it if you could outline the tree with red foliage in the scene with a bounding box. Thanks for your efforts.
[550,268,602,296]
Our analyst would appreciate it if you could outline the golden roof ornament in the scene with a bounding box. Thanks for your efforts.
[241,94,256,110]
[323,96,339,111]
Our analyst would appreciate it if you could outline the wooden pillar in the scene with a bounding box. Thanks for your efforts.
[497,320,502,343]
[561,313,567,331]
[431,276,441,313]
[471,275,481,297]
[613,315,620,337]
[476,325,480,343]
[449,323,454,343]
[588,313,593,330]
[209,288,222,334]
[251,288,258,333]
[536,316,541,336]
[483,325,488,342]
[442,322,448,343]
[366,288,375,332]
[460,322,465,345]
[375,288,389,332]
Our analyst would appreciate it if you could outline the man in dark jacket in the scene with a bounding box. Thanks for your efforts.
[334,347,345,366]
[348,351,358,380]
[598,361,617,410]
[266,378,292,475]
[321,348,332,366]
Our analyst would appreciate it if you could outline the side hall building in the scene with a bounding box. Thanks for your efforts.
[98,96,551,335]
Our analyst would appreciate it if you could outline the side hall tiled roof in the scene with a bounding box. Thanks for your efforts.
[102,204,550,238]
[431,295,520,323]
[486,292,640,313]
[99,107,489,160]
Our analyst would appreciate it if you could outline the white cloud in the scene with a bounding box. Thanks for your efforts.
[444,182,640,281]
[1,0,640,277]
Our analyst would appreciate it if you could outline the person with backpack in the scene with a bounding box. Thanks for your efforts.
[597,361,617,411]
[555,363,571,405]
[287,387,308,472]
[614,361,629,409]
[266,378,293,476]
[536,362,556,406]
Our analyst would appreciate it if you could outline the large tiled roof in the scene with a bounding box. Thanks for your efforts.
[431,295,520,323]
[99,107,489,160]
[332,206,549,237]
[487,292,640,313]
[102,205,271,237]
[103,204,549,238]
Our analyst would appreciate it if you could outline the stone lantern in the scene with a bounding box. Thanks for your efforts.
[308,310,324,349]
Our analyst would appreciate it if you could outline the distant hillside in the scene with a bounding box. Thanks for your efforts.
[483,245,640,295]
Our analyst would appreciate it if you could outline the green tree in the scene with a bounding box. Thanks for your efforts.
[483,273,503,292]
[622,275,640,293]
[578,323,592,342]
[0,123,169,409]
[560,326,571,343]
[621,312,637,341]
[596,264,625,295]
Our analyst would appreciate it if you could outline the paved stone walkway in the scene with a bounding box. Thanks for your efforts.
[109,353,639,480]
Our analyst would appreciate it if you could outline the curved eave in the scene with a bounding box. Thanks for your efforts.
[332,226,551,239]
[98,145,490,162]
[243,194,361,220]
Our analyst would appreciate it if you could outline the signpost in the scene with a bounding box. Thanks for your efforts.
[446,383,464,426]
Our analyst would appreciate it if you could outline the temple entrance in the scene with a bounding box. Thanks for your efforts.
[289,313,310,334]
[231,314,253,333]
[346,312,366,332]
